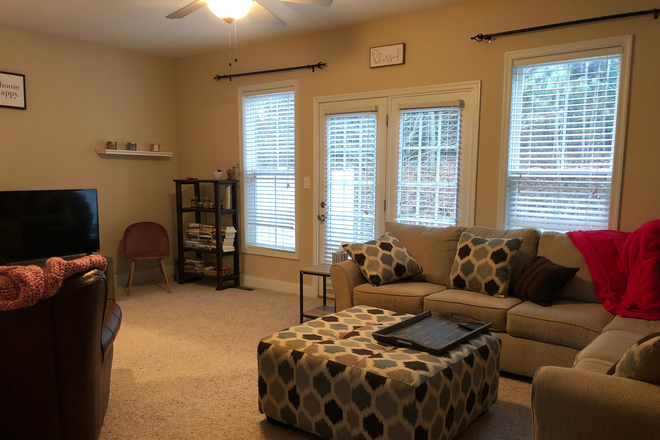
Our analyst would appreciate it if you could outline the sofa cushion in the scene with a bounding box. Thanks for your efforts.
[574,330,642,366]
[514,256,579,306]
[424,289,521,332]
[573,358,614,374]
[536,231,599,303]
[602,315,660,336]
[343,232,422,286]
[353,281,445,315]
[609,333,660,384]
[507,299,614,350]
[385,222,465,286]
[449,232,522,298]
[465,226,540,296]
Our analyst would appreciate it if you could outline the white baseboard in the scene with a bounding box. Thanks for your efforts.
[241,274,319,298]
[115,264,175,288]
[115,269,331,300]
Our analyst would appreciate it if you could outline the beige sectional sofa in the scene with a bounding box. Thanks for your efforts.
[331,222,660,438]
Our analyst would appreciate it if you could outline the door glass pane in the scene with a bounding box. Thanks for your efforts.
[396,107,460,227]
[322,111,377,263]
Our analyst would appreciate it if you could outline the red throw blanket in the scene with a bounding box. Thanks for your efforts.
[568,219,660,320]
[0,255,107,312]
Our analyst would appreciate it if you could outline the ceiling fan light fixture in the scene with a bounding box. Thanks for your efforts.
[206,0,253,20]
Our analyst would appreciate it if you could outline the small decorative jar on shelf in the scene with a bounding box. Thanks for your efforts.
[213,169,222,180]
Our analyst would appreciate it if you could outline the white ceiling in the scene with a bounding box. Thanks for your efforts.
[0,0,467,58]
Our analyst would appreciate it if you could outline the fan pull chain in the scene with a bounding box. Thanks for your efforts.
[228,21,232,67]
[234,19,238,63]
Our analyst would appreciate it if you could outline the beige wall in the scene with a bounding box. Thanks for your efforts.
[0,25,179,280]
[2,0,659,290]
[175,0,660,288]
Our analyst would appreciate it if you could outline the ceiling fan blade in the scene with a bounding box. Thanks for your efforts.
[279,0,332,6]
[250,2,286,30]
[166,0,207,19]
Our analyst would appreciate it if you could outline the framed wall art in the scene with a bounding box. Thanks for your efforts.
[0,71,26,110]
[369,43,406,68]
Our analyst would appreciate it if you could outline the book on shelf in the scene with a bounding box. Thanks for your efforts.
[202,266,233,276]
[220,226,237,250]
[184,222,238,253]
[183,258,205,274]
[188,223,215,231]
[186,222,217,250]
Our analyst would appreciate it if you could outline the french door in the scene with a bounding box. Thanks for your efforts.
[318,98,388,265]
[315,83,480,269]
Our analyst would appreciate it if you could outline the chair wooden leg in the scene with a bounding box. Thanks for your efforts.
[127,260,135,296]
[158,259,171,293]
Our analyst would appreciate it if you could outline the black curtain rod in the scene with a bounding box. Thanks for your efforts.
[214,62,327,81]
[472,8,659,42]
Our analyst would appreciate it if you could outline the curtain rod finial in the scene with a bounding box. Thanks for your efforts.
[471,33,491,43]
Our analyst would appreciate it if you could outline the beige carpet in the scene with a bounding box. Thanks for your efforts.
[100,281,532,440]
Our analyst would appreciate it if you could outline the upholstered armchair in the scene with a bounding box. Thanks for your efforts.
[0,269,122,440]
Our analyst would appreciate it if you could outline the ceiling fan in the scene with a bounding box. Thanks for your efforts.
[167,0,333,29]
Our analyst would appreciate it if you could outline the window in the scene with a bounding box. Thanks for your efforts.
[395,105,461,227]
[501,37,632,231]
[240,81,297,257]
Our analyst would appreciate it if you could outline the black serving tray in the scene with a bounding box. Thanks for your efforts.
[372,311,491,355]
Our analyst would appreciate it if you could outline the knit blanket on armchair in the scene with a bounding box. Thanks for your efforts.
[568,219,660,320]
[0,255,107,311]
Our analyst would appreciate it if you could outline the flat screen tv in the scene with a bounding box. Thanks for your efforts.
[0,189,100,265]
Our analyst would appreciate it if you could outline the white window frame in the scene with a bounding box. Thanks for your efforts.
[238,79,299,260]
[313,81,480,266]
[388,92,478,227]
[497,35,633,230]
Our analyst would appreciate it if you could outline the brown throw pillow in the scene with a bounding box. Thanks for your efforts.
[515,257,579,307]
[606,332,660,384]
[343,232,422,287]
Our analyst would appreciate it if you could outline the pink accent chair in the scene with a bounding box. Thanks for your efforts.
[123,222,171,295]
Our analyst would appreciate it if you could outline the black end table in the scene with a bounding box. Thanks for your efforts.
[299,264,335,323]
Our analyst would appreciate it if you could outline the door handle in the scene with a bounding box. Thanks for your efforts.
[317,214,326,222]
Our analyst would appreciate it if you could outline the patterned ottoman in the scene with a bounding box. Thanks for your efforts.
[258,306,501,440]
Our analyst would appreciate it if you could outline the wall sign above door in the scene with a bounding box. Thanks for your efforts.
[369,43,406,68]
[0,71,26,110]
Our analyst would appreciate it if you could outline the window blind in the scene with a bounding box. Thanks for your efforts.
[506,54,621,231]
[322,111,377,263]
[243,90,296,252]
[396,107,461,227]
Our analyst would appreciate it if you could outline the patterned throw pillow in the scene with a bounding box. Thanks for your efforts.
[515,257,579,307]
[449,232,522,298]
[607,332,660,384]
[343,232,422,286]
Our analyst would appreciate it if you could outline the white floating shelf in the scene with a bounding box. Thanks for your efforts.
[96,149,173,158]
